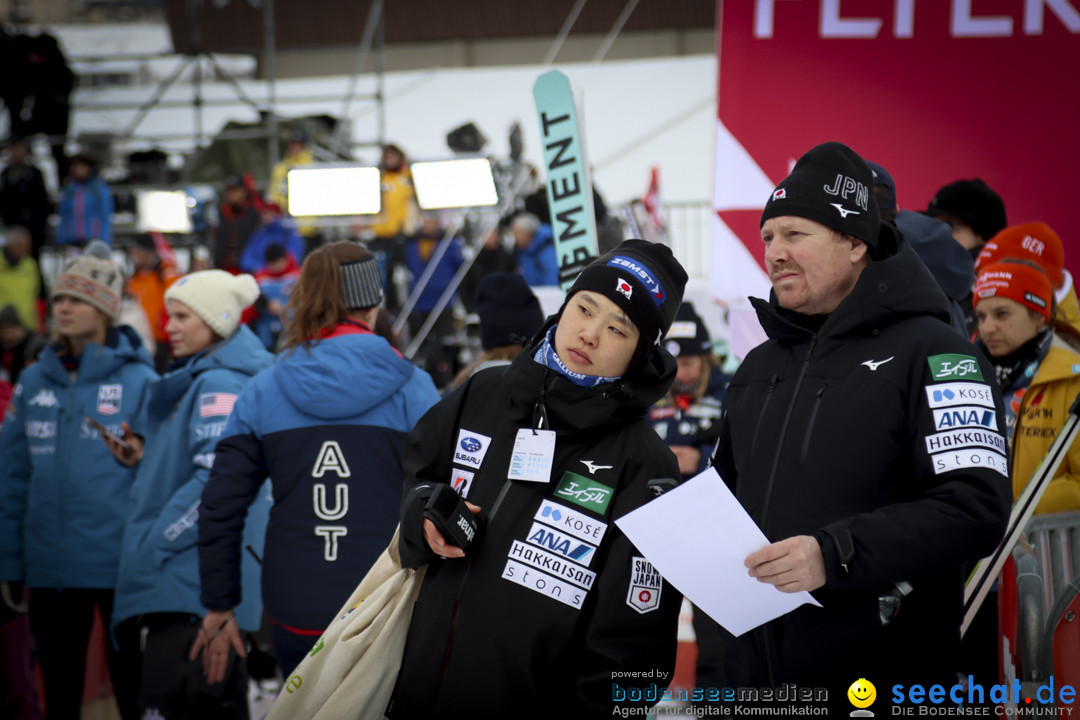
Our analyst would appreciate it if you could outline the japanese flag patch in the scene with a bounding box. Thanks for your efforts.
[626,556,662,614]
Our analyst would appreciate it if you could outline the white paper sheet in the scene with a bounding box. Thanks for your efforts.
[614,467,821,637]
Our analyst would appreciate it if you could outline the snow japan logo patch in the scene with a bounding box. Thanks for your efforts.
[615,278,633,300]
[626,556,662,614]
[97,384,122,415]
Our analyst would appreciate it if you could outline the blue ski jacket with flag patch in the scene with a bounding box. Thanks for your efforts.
[197,322,439,633]
[0,327,156,589]
[112,325,273,632]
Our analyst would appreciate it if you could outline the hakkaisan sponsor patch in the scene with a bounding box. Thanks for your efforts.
[930,449,1009,477]
[508,540,596,589]
[524,520,598,567]
[501,559,586,609]
[925,382,995,409]
[932,405,998,432]
[454,429,492,469]
[925,429,1006,455]
[534,499,608,544]
[626,556,662,614]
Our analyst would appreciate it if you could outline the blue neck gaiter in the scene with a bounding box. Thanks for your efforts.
[532,326,620,388]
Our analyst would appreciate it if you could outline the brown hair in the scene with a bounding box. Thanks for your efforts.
[283,241,375,352]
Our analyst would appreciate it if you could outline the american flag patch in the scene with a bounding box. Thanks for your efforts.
[199,393,237,418]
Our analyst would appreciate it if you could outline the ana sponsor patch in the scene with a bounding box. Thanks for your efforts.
[534,499,608,544]
[554,471,614,515]
[524,521,597,567]
[925,429,1006,455]
[501,559,586,609]
[925,382,995,409]
[451,468,475,498]
[97,384,122,415]
[932,405,998,432]
[928,354,984,381]
[454,428,492,469]
[508,540,596,589]
[931,449,1009,477]
[626,556,662,614]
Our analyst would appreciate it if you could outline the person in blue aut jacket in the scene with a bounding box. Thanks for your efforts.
[105,269,273,720]
[193,241,440,681]
[0,251,157,720]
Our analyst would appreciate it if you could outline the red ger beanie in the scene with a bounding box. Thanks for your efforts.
[976,222,1064,289]
[973,262,1053,322]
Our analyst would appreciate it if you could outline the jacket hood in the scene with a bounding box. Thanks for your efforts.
[1032,334,1080,385]
[40,325,154,384]
[150,325,271,413]
[755,230,953,343]
[276,333,416,419]
[504,317,677,432]
[895,209,974,301]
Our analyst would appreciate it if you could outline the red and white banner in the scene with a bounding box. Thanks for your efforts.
[713,0,1080,356]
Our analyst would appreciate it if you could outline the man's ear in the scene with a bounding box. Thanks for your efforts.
[847,236,869,265]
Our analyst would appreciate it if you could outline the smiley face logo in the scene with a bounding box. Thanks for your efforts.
[848,678,876,709]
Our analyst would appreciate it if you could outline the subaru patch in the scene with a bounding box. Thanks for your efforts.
[626,556,662,614]
[97,384,123,415]
[454,428,492,469]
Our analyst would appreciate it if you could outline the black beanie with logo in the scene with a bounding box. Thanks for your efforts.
[562,239,688,349]
[664,302,712,358]
[760,141,883,253]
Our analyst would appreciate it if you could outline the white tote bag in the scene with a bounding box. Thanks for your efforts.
[265,527,426,720]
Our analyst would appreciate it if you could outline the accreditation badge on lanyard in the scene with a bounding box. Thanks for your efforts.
[508,428,556,483]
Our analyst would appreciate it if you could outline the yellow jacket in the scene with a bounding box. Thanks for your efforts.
[270,148,319,237]
[1012,334,1080,513]
[369,167,417,238]
[1055,274,1080,340]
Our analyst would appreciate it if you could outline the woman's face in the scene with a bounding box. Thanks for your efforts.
[675,355,705,388]
[53,295,107,342]
[165,299,217,357]
[976,296,1046,357]
[554,291,640,378]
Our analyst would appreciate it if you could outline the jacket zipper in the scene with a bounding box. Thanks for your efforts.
[750,375,779,456]
[799,385,827,466]
[757,332,817,687]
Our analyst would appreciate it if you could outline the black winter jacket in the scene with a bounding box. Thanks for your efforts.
[391,330,682,719]
[703,236,1011,689]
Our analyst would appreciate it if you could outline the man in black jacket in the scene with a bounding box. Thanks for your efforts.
[698,142,1010,703]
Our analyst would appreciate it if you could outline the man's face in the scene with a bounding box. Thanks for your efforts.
[129,247,156,270]
[762,216,868,315]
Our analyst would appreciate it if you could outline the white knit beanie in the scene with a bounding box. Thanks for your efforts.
[165,270,260,339]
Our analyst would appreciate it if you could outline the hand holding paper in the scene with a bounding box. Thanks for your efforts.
[614,467,821,637]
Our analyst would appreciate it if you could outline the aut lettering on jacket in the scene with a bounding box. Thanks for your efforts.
[312,441,350,561]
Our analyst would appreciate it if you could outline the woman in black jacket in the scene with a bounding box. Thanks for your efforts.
[391,240,688,719]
